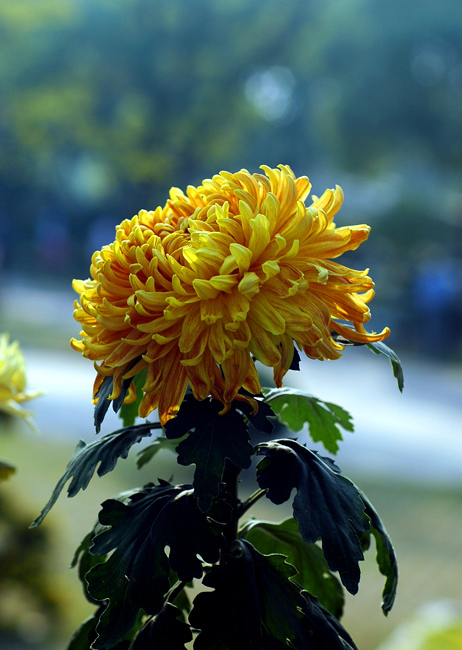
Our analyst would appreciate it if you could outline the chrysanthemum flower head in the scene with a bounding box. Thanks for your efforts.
[0,333,43,433]
[72,165,389,425]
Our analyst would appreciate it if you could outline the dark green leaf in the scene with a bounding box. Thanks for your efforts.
[86,482,224,650]
[289,345,301,370]
[165,395,254,512]
[240,518,344,618]
[300,591,358,650]
[67,612,100,650]
[366,340,404,392]
[190,540,356,650]
[67,609,137,650]
[94,376,114,434]
[136,435,187,469]
[71,530,107,605]
[119,368,147,428]
[360,494,398,614]
[95,358,143,432]
[130,604,192,650]
[263,388,353,454]
[0,460,15,482]
[189,540,303,649]
[31,422,161,527]
[237,394,276,434]
[256,440,370,594]
[66,608,145,650]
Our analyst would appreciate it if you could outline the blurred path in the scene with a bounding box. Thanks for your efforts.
[293,348,462,484]
[24,346,462,484]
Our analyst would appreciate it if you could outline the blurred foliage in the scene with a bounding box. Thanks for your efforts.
[376,602,462,650]
[0,491,63,646]
[419,624,462,650]
[1,0,462,359]
[1,0,462,276]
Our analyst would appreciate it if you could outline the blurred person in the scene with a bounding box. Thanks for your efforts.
[411,243,462,357]
[34,206,70,274]
[85,214,117,260]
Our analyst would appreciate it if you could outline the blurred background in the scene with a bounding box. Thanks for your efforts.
[0,0,461,648]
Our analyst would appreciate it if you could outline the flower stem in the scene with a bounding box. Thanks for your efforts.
[221,459,243,543]
[238,488,268,517]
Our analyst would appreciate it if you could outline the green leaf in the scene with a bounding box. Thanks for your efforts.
[94,358,143,433]
[360,494,398,614]
[165,395,254,512]
[263,388,353,454]
[300,591,358,650]
[255,440,370,594]
[136,434,187,469]
[189,540,357,650]
[32,422,162,527]
[67,608,145,650]
[0,460,16,482]
[130,604,192,650]
[71,531,107,605]
[67,612,100,650]
[366,340,404,392]
[236,395,276,434]
[86,482,224,650]
[119,368,147,428]
[240,518,344,618]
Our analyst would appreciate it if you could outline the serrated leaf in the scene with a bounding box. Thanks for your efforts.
[360,493,398,614]
[93,376,114,434]
[86,482,224,650]
[366,340,404,392]
[0,460,15,482]
[71,530,107,605]
[119,368,147,428]
[67,608,144,650]
[189,540,304,649]
[32,422,162,527]
[255,440,370,594]
[237,395,276,435]
[136,435,187,469]
[94,358,143,433]
[190,540,357,650]
[67,612,100,650]
[130,604,192,650]
[300,591,358,650]
[240,518,344,618]
[290,346,301,370]
[165,395,254,512]
[263,388,353,454]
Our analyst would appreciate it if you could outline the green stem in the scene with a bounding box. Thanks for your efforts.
[238,488,267,517]
[221,459,243,543]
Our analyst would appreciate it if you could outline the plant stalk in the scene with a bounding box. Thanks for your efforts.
[238,488,268,517]
[221,459,243,543]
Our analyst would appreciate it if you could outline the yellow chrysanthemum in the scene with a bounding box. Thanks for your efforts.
[0,333,43,433]
[72,165,389,425]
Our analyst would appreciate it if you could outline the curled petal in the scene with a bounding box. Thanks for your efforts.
[71,165,390,420]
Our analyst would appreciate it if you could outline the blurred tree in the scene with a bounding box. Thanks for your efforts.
[1,0,461,276]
